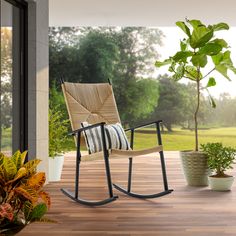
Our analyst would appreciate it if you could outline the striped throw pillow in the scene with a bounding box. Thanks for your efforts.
[81,122,130,153]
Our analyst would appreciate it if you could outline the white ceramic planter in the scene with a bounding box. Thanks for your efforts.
[208,176,234,191]
[49,155,64,182]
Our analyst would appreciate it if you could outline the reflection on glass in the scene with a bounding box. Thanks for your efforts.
[0,0,20,155]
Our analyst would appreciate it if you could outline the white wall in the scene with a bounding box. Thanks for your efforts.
[28,0,49,178]
[49,0,236,27]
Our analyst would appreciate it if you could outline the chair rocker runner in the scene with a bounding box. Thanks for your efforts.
[61,80,173,206]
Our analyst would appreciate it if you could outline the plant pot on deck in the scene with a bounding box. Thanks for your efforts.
[49,155,64,182]
[208,175,234,191]
[180,151,210,186]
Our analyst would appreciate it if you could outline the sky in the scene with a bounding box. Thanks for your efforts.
[154,27,236,98]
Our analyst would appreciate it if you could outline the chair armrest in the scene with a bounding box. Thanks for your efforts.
[70,122,106,136]
[125,120,162,132]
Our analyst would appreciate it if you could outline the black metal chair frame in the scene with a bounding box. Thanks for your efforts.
[61,120,173,206]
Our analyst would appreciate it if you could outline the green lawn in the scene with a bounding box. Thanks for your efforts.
[130,127,236,151]
[1,128,12,151]
[2,126,236,152]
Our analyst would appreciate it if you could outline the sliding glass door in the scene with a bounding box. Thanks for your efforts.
[0,0,27,155]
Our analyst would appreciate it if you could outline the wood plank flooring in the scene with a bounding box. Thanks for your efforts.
[19,151,236,236]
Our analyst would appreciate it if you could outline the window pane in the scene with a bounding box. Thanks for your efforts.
[0,0,21,155]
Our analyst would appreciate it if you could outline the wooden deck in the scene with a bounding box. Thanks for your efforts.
[19,151,236,236]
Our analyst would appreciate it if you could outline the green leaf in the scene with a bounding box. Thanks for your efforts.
[0,153,4,166]
[180,39,187,51]
[155,58,171,67]
[190,26,214,48]
[212,22,229,31]
[172,51,193,62]
[199,43,222,56]
[228,64,236,74]
[188,19,203,28]
[222,50,233,65]
[168,61,176,72]
[215,64,231,81]
[221,51,236,73]
[207,77,216,87]
[208,94,216,108]
[211,39,228,48]
[191,54,207,67]
[212,51,236,77]
[173,64,185,81]
[3,158,17,181]
[184,65,202,81]
[23,201,34,222]
[12,150,22,170]
[176,21,191,37]
[212,53,223,65]
[23,159,41,175]
[21,151,28,165]
[30,203,47,221]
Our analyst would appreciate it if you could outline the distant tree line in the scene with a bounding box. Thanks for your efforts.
[49,27,162,126]
[49,27,236,131]
[0,28,13,149]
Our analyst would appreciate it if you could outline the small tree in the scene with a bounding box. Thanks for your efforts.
[201,143,236,177]
[156,19,236,151]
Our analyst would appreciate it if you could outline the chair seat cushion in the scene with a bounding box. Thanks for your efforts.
[81,122,130,154]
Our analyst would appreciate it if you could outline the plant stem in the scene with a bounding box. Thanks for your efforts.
[202,67,215,79]
[194,68,201,152]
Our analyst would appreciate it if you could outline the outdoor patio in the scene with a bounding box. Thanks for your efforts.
[19,151,236,236]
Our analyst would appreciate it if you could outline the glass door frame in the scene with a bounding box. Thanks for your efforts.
[1,0,28,152]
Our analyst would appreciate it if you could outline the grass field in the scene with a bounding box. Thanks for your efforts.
[2,127,236,152]
[0,128,12,151]
[63,126,236,152]
[131,127,236,151]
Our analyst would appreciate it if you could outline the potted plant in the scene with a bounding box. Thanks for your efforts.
[201,143,236,191]
[49,106,69,181]
[155,19,236,186]
[0,150,51,234]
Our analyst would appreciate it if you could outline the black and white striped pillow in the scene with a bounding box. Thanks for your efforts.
[81,122,130,153]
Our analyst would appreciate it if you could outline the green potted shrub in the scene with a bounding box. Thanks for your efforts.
[201,143,236,191]
[156,18,236,186]
[0,151,51,234]
[49,106,69,181]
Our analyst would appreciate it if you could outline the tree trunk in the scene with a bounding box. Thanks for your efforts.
[160,123,164,132]
[194,78,200,151]
[164,122,173,132]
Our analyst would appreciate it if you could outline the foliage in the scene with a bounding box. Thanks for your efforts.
[201,142,236,177]
[112,27,163,79]
[0,151,51,232]
[156,19,236,151]
[49,106,69,157]
[49,27,163,126]
[206,93,236,127]
[77,31,119,83]
[1,28,13,151]
[149,75,189,131]
[111,27,162,125]
[114,78,159,125]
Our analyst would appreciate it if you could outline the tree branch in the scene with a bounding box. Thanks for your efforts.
[203,67,215,79]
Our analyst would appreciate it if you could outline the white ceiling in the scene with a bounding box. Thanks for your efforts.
[49,0,236,27]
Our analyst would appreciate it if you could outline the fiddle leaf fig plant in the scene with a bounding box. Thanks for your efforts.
[155,19,236,151]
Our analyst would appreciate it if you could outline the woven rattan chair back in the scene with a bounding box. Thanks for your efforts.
[62,82,121,145]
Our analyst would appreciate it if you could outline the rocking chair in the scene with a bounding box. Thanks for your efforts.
[61,80,173,206]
